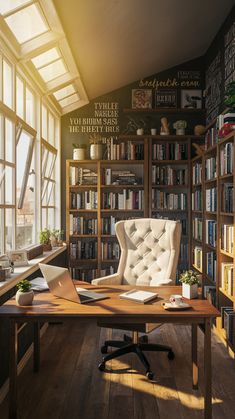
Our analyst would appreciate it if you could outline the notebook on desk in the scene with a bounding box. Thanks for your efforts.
[39,263,107,304]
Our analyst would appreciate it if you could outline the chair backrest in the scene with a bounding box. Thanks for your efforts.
[115,218,181,286]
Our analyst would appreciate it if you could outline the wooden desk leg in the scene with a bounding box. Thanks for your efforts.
[204,318,212,419]
[9,320,18,419]
[191,324,198,390]
[33,322,40,373]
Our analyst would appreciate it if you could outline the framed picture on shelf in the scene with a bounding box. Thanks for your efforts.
[181,89,202,109]
[155,89,177,108]
[132,89,152,109]
[7,250,29,267]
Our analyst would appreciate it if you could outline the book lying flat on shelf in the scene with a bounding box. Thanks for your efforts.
[119,289,158,303]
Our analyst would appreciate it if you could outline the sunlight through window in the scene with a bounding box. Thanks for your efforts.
[0,0,31,15]
[38,58,67,83]
[53,84,76,101]
[59,93,80,108]
[32,48,60,69]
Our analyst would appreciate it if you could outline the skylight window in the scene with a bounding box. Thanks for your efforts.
[59,93,80,108]
[0,0,31,15]
[5,3,49,44]
[38,58,67,83]
[32,48,60,69]
[53,84,76,101]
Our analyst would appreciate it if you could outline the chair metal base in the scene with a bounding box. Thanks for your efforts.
[99,339,174,380]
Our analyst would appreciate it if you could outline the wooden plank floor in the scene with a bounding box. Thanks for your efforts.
[0,320,235,419]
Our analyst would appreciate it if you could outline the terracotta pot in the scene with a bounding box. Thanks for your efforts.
[42,243,52,252]
[16,290,34,306]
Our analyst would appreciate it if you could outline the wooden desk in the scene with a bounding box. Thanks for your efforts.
[0,285,219,419]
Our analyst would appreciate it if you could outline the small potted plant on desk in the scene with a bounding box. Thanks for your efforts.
[179,270,200,299]
[16,279,34,306]
[39,228,52,252]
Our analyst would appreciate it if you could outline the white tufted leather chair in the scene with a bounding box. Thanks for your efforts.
[92,218,182,379]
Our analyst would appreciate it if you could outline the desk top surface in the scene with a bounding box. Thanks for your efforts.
[0,285,220,322]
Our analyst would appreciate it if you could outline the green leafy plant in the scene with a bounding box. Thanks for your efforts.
[89,134,103,144]
[224,81,235,109]
[39,228,51,245]
[50,229,64,240]
[179,270,200,286]
[16,279,31,293]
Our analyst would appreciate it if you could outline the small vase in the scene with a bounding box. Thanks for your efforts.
[73,148,86,160]
[137,128,144,135]
[182,283,198,299]
[90,144,103,160]
[16,290,34,306]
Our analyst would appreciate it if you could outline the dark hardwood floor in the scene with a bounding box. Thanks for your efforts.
[0,320,235,419]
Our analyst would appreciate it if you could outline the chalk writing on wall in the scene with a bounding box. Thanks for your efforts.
[68,102,120,134]
[205,52,222,122]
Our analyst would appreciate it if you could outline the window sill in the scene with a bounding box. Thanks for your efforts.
[0,245,67,297]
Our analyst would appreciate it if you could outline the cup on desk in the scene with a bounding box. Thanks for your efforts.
[169,294,183,306]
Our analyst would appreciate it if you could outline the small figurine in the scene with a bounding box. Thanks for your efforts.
[160,117,170,135]
[173,120,187,135]
[194,125,206,136]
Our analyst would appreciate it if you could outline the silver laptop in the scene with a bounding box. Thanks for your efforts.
[39,263,107,304]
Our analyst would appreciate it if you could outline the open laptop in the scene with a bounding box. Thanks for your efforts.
[39,263,107,304]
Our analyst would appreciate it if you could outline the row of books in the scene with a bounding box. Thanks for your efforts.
[107,139,144,160]
[206,251,217,282]
[103,190,144,210]
[221,183,233,213]
[152,191,187,210]
[192,162,202,185]
[152,143,187,160]
[152,166,187,185]
[153,214,188,236]
[101,242,120,260]
[70,167,97,186]
[205,220,217,247]
[192,190,202,211]
[221,262,234,296]
[102,168,140,185]
[221,306,234,344]
[193,246,203,271]
[102,216,134,235]
[220,142,233,176]
[70,268,99,282]
[70,241,97,260]
[205,187,217,212]
[180,243,188,261]
[204,114,224,149]
[205,157,217,180]
[192,217,203,241]
[70,191,98,210]
[204,285,216,306]
[69,215,98,235]
[221,224,234,254]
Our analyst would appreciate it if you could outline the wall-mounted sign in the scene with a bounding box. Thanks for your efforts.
[132,89,152,109]
[155,89,177,108]
[181,89,202,109]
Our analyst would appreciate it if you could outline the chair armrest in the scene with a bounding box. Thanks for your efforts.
[92,273,122,285]
[150,278,173,286]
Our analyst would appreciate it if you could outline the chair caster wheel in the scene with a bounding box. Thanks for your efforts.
[146,370,154,380]
[98,362,105,371]
[168,350,175,360]
[101,345,108,354]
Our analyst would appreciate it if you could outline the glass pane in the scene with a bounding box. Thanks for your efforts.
[48,113,55,145]
[16,183,34,248]
[32,47,60,69]
[53,84,76,101]
[38,59,67,83]
[5,118,14,163]
[0,164,4,204]
[26,87,35,127]
[5,166,14,204]
[16,76,24,119]
[16,130,31,199]
[3,60,13,108]
[0,115,3,159]
[0,0,30,15]
[42,180,54,206]
[5,3,48,44]
[45,151,56,179]
[5,208,14,251]
[59,93,80,108]
[41,147,49,178]
[48,208,55,230]
[42,105,47,139]
[0,209,3,255]
[41,208,47,230]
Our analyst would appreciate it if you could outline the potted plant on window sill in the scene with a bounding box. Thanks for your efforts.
[39,228,52,251]
[179,270,200,299]
[16,279,34,306]
[50,229,64,247]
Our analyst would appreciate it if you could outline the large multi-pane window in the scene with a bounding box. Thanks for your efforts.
[0,50,60,255]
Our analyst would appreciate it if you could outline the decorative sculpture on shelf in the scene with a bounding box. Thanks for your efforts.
[160,117,170,135]
[173,120,187,135]
[194,125,206,136]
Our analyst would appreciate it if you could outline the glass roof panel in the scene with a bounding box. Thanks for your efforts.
[53,84,76,101]
[38,58,67,83]
[0,0,30,15]
[59,93,80,108]
[32,48,60,69]
[5,3,48,44]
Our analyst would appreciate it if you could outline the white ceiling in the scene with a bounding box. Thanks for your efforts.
[53,0,234,101]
